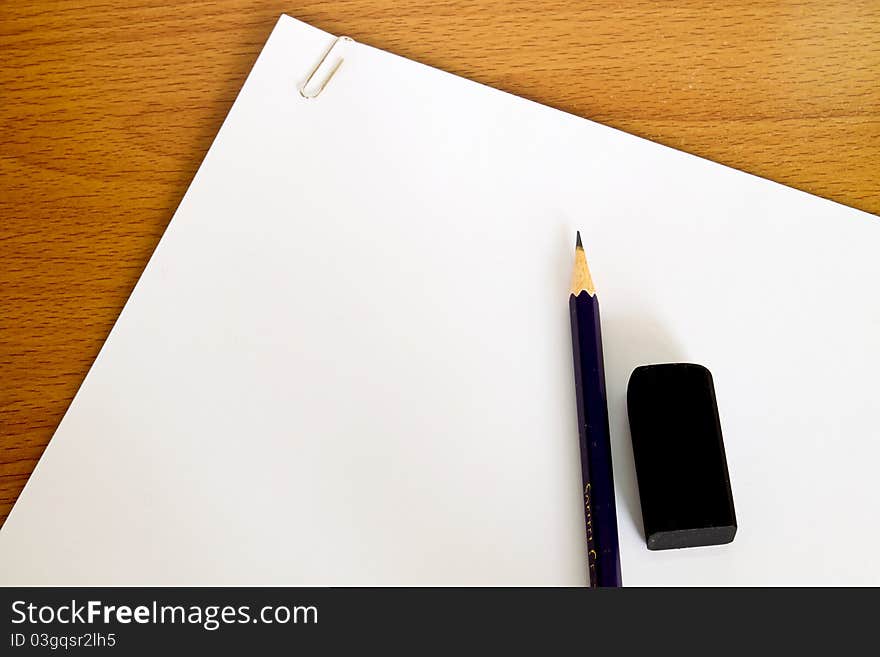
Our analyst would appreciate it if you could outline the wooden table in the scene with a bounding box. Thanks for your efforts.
[1,1,878,525]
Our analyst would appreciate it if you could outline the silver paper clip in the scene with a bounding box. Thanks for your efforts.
[299,36,353,99]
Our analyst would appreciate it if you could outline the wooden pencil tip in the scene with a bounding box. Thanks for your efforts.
[570,232,596,296]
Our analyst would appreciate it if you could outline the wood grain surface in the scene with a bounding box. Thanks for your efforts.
[1,1,878,525]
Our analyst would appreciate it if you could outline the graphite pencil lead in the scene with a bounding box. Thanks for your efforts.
[570,233,596,296]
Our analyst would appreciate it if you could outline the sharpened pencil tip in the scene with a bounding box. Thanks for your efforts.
[570,231,596,296]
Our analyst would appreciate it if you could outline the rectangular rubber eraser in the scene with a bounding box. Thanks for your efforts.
[627,363,737,550]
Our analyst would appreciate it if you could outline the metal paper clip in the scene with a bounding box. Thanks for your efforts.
[299,36,353,99]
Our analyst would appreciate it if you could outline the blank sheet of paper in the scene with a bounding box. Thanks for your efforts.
[1,15,878,585]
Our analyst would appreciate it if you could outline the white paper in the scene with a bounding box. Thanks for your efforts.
[1,15,878,585]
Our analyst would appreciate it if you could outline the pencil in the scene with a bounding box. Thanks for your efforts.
[569,232,622,587]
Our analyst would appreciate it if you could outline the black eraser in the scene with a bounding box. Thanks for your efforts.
[627,363,737,550]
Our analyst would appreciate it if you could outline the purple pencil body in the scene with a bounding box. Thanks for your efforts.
[569,277,622,587]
